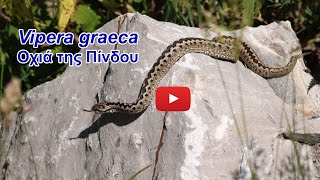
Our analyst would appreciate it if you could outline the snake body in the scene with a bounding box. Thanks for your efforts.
[89,36,303,114]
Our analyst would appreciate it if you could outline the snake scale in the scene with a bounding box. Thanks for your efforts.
[87,36,304,114]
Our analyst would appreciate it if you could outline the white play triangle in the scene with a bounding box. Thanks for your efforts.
[169,94,179,104]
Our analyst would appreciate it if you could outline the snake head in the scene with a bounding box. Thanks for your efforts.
[90,103,117,113]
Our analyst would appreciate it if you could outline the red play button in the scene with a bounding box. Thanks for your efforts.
[155,86,191,111]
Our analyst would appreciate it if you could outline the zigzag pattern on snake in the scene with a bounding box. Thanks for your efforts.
[87,36,304,114]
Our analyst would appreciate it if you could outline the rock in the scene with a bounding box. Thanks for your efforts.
[1,13,320,180]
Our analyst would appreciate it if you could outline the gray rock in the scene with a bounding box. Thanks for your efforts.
[1,13,320,180]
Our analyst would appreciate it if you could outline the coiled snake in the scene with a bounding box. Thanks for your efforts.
[86,36,304,114]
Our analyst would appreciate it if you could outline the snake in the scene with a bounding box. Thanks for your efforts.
[86,36,304,114]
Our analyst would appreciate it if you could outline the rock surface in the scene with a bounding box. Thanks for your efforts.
[1,13,320,180]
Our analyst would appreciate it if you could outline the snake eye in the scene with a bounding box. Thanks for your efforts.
[91,103,113,113]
